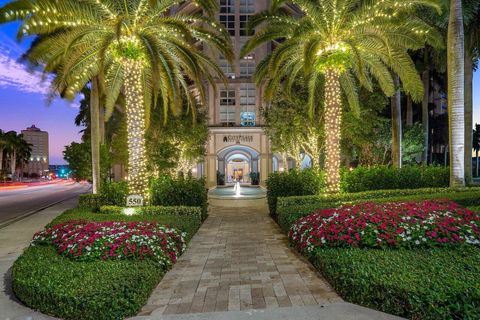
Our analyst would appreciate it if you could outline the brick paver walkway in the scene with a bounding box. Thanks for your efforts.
[139,199,340,316]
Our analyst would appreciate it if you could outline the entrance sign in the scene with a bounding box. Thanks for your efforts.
[223,135,253,144]
[126,195,144,207]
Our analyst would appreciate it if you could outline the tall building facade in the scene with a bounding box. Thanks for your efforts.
[21,125,49,177]
[178,0,291,187]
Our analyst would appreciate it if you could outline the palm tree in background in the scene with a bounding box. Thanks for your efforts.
[463,1,480,183]
[447,0,465,187]
[242,0,442,193]
[2,132,31,181]
[0,130,6,172]
[473,124,480,177]
[1,0,233,199]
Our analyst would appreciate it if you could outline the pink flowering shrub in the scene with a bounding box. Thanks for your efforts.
[32,221,186,268]
[289,200,480,253]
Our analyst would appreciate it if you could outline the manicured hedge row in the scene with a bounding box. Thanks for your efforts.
[78,194,104,211]
[48,208,201,241]
[266,169,324,219]
[266,166,450,217]
[79,177,208,220]
[100,205,202,219]
[341,165,449,193]
[277,187,480,232]
[13,246,163,320]
[313,246,480,320]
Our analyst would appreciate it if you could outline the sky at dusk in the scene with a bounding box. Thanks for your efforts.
[0,0,479,165]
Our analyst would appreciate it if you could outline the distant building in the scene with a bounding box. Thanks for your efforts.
[22,125,49,177]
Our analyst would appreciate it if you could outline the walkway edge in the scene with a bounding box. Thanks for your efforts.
[131,303,405,320]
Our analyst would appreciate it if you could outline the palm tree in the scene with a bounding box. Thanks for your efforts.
[447,0,465,187]
[391,75,402,167]
[463,1,480,184]
[242,0,441,193]
[473,124,480,177]
[3,132,30,181]
[0,130,6,172]
[1,0,232,199]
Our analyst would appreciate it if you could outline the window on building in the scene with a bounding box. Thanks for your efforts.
[219,0,235,36]
[239,0,255,36]
[239,38,255,60]
[220,60,235,78]
[240,83,256,126]
[240,60,255,77]
[220,87,236,126]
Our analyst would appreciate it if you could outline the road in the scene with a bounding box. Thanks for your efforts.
[0,182,91,227]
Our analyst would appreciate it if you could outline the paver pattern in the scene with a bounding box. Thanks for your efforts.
[140,199,340,316]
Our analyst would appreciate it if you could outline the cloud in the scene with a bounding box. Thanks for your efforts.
[0,41,51,95]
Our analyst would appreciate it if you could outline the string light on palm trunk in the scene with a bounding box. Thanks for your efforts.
[124,58,149,201]
[324,68,342,193]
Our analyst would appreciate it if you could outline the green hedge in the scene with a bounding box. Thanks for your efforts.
[78,182,128,211]
[341,165,449,193]
[13,246,163,320]
[150,176,208,221]
[99,205,202,219]
[78,194,104,211]
[313,246,480,320]
[277,187,480,232]
[48,208,201,241]
[266,169,324,219]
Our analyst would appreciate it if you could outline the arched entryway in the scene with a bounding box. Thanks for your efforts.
[217,145,259,185]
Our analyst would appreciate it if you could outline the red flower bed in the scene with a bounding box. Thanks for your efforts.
[32,221,186,268]
[289,200,480,253]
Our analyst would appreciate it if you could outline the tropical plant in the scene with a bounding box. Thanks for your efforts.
[242,0,442,193]
[447,0,465,187]
[1,131,32,181]
[262,85,322,169]
[146,102,209,177]
[0,0,233,199]
[403,122,425,163]
[473,124,480,177]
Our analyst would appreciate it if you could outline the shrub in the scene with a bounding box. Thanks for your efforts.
[266,169,324,218]
[313,246,480,320]
[150,176,208,220]
[99,181,128,206]
[13,246,163,320]
[48,208,201,241]
[341,165,449,193]
[78,194,103,211]
[33,221,186,267]
[289,200,480,252]
[78,182,128,211]
[99,205,202,219]
[277,187,480,232]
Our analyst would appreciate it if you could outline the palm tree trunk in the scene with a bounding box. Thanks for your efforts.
[476,150,479,177]
[99,106,106,144]
[421,69,430,163]
[124,59,149,200]
[406,95,413,127]
[90,77,101,194]
[391,75,402,168]
[10,150,16,182]
[324,69,342,193]
[447,0,465,188]
[0,147,3,171]
[464,52,473,184]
